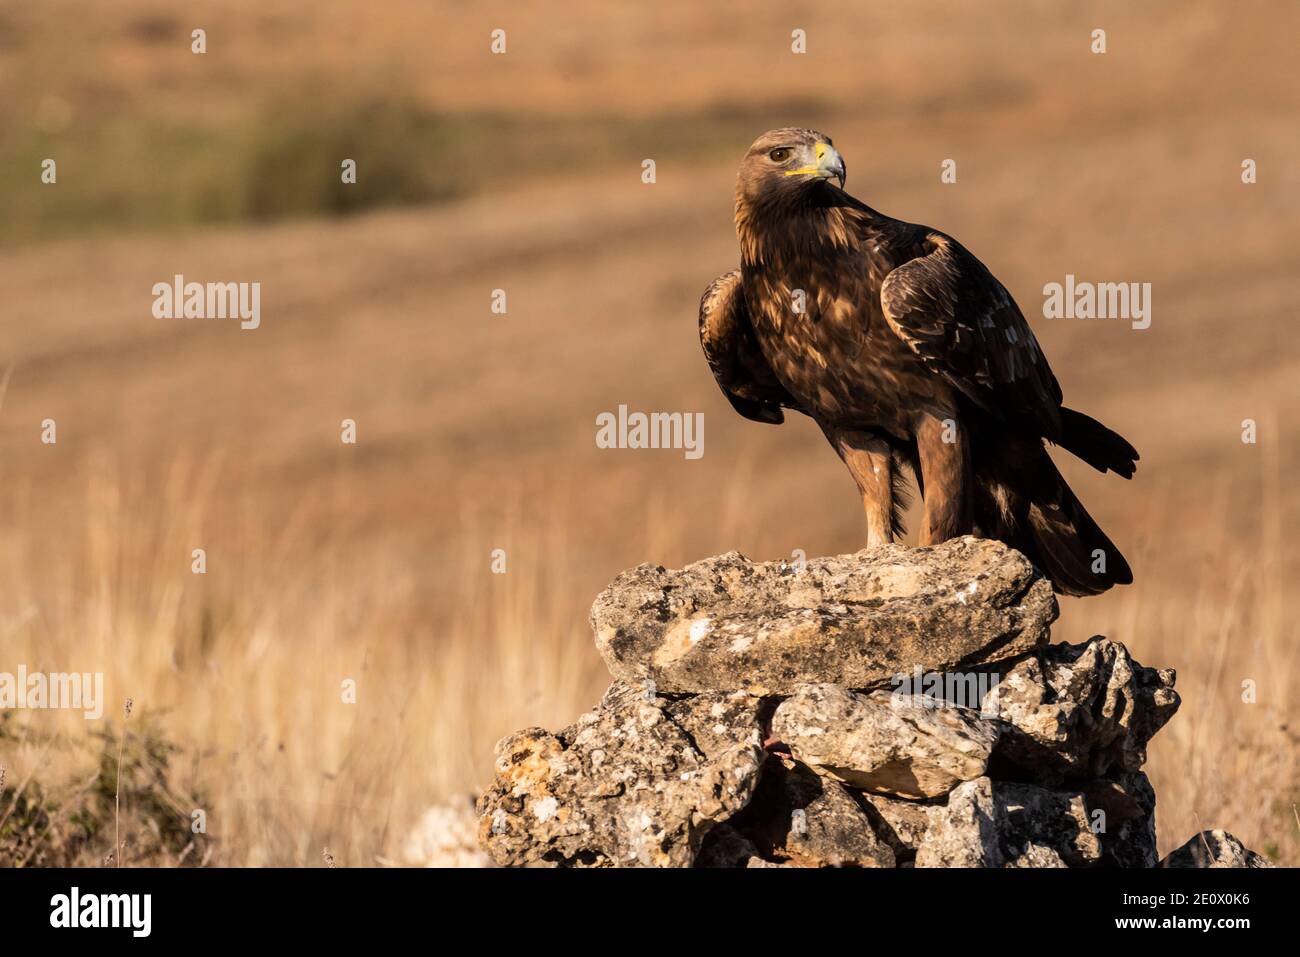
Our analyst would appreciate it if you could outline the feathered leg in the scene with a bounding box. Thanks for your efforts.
[915,413,973,545]
[821,424,897,547]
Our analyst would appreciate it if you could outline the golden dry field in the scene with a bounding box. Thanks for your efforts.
[0,1,1296,865]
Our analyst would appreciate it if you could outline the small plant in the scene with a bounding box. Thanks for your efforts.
[0,712,216,867]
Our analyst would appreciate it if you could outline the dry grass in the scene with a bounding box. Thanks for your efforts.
[0,446,1294,866]
[0,0,1297,865]
[0,455,618,866]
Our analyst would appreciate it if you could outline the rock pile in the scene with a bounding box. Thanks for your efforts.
[476,537,1269,868]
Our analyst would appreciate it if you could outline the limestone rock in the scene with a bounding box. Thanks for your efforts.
[401,797,493,867]
[704,758,896,868]
[858,792,936,863]
[590,537,1056,695]
[476,683,764,867]
[985,636,1179,783]
[994,781,1103,867]
[693,823,762,868]
[475,542,1254,870]
[1160,830,1274,868]
[915,777,1098,868]
[915,778,1005,867]
[914,775,1156,868]
[1084,772,1159,868]
[1008,845,1069,867]
[772,683,998,798]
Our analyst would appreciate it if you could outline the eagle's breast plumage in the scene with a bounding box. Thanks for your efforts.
[739,216,958,435]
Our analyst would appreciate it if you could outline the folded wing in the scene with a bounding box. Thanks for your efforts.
[879,233,1064,440]
[699,269,802,424]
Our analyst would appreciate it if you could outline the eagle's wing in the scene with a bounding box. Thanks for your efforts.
[880,232,1063,437]
[699,269,800,424]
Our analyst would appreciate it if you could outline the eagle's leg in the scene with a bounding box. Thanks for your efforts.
[822,425,895,547]
[915,413,973,545]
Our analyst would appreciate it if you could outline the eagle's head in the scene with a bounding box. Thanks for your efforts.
[735,127,846,206]
[733,128,850,264]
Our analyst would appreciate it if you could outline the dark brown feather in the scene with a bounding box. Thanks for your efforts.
[698,269,803,424]
[880,232,1063,439]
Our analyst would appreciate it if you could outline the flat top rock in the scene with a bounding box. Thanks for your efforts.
[590,537,1057,694]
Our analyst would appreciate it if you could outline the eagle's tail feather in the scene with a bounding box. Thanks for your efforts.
[1057,407,1138,478]
[974,442,1132,597]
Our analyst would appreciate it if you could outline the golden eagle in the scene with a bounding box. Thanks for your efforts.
[699,128,1137,596]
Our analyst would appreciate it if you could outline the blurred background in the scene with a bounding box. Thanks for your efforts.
[0,1,1296,866]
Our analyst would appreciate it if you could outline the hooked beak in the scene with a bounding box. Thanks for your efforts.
[816,142,846,188]
[782,141,847,187]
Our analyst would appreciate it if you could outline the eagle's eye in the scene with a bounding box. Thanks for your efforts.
[767,147,793,163]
